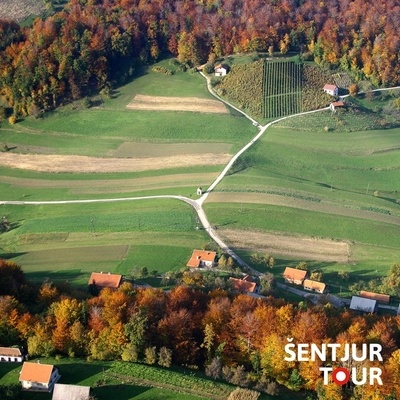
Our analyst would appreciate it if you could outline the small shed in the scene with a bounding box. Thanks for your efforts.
[187,250,217,268]
[0,347,25,362]
[52,383,91,400]
[303,279,326,294]
[323,84,338,96]
[349,296,378,313]
[229,277,258,294]
[283,267,307,285]
[214,64,228,77]
[359,290,390,304]
[88,272,122,289]
[330,101,345,112]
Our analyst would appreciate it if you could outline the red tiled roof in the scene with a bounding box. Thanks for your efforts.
[89,272,122,288]
[19,362,55,384]
[186,250,216,268]
[331,101,344,107]
[360,290,390,303]
[229,277,257,293]
[283,267,307,282]
[303,279,326,292]
[323,84,337,91]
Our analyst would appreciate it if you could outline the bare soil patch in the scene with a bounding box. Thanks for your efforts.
[0,0,45,21]
[218,228,350,262]
[0,153,231,173]
[126,94,228,114]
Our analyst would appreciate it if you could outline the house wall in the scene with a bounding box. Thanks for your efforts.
[0,355,23,362]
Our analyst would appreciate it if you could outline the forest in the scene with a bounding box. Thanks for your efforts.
[0,0,399,116]
[1,259,400,399]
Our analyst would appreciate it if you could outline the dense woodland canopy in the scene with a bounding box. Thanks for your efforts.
[1,259,400,399]
[0,0,399,115]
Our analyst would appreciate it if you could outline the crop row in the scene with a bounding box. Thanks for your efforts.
[262,61,302,119]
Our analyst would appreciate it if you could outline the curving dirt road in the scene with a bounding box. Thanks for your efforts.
[2,78,399,272]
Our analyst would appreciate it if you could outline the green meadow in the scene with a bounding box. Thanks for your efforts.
[204,114,400,287]
[1,55,399,295]
[0,357,231,400]
[0,60,257,282]
[0,199,210,285]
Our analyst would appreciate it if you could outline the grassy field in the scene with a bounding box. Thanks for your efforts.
[0,199,210,285]
[0,357,230,400]
[203,113,400,289]
[0,60,257,283]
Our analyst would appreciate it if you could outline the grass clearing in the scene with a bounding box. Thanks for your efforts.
[0,358,219,400]
[0,200,211,284]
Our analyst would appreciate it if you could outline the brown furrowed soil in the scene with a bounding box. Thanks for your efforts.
[0,153,231,173]
[218,228,350,262]
[126,94,228,114]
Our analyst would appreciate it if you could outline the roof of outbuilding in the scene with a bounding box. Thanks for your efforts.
[229,277,257,293]
[52,383,91,400]
[350,296,377,312]
[359,290,390,303]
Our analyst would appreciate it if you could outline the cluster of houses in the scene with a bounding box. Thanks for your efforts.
[283,267,326,294]
[282,266,395,314]
[323,83,345,111]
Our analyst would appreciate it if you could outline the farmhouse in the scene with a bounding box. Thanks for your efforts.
[187,250,217,268]
[88,272,122,289]
[0,347,25,362]
[19,361,61,392]
[52,383,91,400]
[323,84,338,96]
[359,290,390,304]
[283,267,307,285]
[349,296,378,313]
[330,101,345,112]
[303,279,326,294]
[229,275,258,294]
[214,64,228,77]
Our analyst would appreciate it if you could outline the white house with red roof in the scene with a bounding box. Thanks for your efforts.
[323,84,338,96]
[187,250,217,268]
[19,361,60,392]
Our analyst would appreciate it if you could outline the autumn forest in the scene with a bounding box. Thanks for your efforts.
[0,259,400,399]
[0,0,399,116]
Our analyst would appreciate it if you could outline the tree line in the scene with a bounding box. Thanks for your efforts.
[1,259,400,399]
[0,0,399,117]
